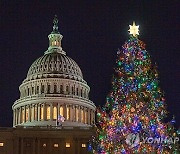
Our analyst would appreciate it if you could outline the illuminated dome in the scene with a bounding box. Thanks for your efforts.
[26,52,84,82]
[12,16,96,127]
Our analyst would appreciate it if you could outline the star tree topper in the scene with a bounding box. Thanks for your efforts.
[128,21,139,37]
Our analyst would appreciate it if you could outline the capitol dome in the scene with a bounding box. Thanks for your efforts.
[12,16,96,127]
[26,52,84,82]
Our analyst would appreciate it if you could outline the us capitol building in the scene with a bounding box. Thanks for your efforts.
[0,16,96,154]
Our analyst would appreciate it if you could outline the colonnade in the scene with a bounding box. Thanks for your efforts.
[13,103,95,127]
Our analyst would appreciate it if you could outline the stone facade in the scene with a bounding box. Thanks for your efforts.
[0,126,94,154]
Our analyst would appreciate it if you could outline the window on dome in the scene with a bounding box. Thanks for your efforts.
[66,106,70,120]
[60,106,63,116]
[47,85,50,94]
[27,88,30,96]
[41,85,44,93]
[37,86,39,94]
[76,88,79,96]
[53,106,57,120]
[32,87,34,95]
[24,89,26,97]
[40,105,44,120]
[84,90,86,98]
[72,87,74,95]
[0,142,4,147]
[81,89,83,97]
[54,84,57,93]
[60,85,63,94]
[66,85,69,94]
[54,40,57,45]
[47,106,50,120]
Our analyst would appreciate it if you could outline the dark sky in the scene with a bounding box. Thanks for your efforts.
[0,1,179,128]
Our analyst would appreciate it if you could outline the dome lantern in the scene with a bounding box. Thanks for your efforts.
[45,15,66,55]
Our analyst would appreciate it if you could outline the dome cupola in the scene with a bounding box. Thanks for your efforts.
[45,15,65,55]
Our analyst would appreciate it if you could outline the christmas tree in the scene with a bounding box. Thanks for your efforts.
[90,22,179,153]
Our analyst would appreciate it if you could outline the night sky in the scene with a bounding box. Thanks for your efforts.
[0,1,179,128]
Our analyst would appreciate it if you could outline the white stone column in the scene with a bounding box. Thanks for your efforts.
[70,105,73,121]
[14,109,16,126]
[71,105,75,122]
[43,104,46,121]
[57,103,60,118]
[64,105,67,120]
[91,110,94,124]
[83,107,85,124]
[89,109,92,125]
[74,106,77,122]
[16,109,18,125]
[20,107,22,124]
[50,104,53,121]
[38,104,40,121]
[28,105,31,122]
[24,106,26,123]
[78,106,81,123]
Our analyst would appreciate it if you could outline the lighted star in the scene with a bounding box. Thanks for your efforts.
[128,21,139,37]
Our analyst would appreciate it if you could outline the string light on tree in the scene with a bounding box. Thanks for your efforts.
[90,22,179,153]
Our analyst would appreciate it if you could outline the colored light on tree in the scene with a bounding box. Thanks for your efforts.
[90,22,179,153]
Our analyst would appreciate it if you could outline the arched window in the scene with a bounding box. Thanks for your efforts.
[54,84,57,93]
[47,85,50,94]
[41,105,44,120]
[76,88,79,96]
[84,90,86,98]
[66,106,70,120]
[47,105,50,120]
[53,106,57,120]
[54,40,57,45]
[76,107,79,122]
[37,86,39,94]
[72,87,74,95]
[60,85,63,94]
[60,106,63,116]
[81,109,84,123]
[41,85,44,93]
[66,85,69,94]
[24,89,26,97]
[32,87,34,95]
[81,89,83,97]
[28,88,30,96]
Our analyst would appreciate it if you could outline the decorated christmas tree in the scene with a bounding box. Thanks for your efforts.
[90,22,179,153]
